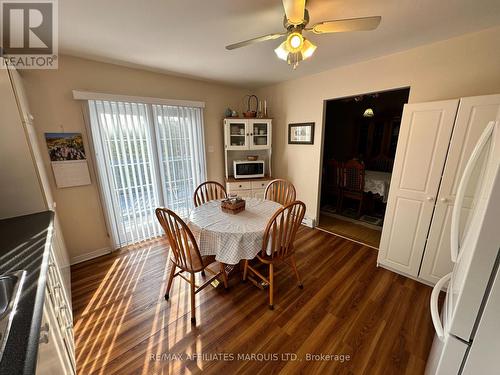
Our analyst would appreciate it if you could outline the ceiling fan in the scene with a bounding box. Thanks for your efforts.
[226,0,381,69]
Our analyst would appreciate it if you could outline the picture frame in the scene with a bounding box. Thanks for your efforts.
[44,132,91,188]
[288,122,315,144]
[45,132,86,161]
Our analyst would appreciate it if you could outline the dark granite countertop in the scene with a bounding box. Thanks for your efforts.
[0,211,54,375]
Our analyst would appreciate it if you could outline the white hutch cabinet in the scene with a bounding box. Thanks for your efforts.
[224,119,272,150]
[223,118,273,197]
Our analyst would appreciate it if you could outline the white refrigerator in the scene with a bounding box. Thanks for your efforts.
[425,120,500,375]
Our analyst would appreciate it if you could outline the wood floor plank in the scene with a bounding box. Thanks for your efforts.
[317,214,382,248]
[72,226,435,375]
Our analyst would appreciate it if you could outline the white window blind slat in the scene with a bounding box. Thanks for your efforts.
[152,104,206,219]
[129,102,155,240]
[114,102,140,242]
[88,100,123,245]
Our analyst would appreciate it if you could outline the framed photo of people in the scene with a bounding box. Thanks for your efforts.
[44,132,91,188]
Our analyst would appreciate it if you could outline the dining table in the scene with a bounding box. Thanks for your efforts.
[187,198,282,266]
[364,170,392,203]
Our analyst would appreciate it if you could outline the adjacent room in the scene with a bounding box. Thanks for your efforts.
[1,1,500,375]
[318,87,410,248]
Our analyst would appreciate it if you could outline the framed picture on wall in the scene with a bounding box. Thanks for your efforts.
[44,132,91,188]
[288,122,315,144]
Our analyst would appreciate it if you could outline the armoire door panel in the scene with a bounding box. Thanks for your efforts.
[420,203,472,284]
[378,99,459,277]
[385,197,424,268]
[419,203,453,283]
[0,68,45,218]
[420,94,500,284]
[447,98,500,198]
[399,110,443,193]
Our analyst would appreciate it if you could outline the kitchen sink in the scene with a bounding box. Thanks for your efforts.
[0,270,26,364]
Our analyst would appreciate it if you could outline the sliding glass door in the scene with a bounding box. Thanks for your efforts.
[153,105,206,218]
[88,100,206,248]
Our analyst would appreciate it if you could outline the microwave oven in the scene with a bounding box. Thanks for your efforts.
[233,160,265,179]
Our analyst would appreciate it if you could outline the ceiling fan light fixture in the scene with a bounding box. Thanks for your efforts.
[301,39,317,60]
[274,41,289,61]
[275,35,316,68]
[363,108,375,118]
[287,51,303,69]
[286,32,304,52]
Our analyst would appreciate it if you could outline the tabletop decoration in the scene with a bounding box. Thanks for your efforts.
[221,197,246,214]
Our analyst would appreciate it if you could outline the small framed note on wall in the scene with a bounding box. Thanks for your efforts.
[45,132,91,188]
[288,122,315,144]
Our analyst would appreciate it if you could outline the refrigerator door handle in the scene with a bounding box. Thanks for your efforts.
[450,121,496,263]
[430,272,452,341]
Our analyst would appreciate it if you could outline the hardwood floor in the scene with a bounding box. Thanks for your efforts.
[71,226,435,375]
[317,213,382,248]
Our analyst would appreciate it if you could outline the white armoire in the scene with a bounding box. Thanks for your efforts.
[377,94,500,285]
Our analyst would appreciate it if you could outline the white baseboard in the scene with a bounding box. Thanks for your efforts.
[70,247,112,265]
[316,226,379,250]
[302,216,316,228]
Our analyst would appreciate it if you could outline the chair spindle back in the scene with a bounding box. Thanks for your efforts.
[262,201,306,260]
[193,181,227,207]
[155,208,204,272]
[265,179,296,206]
[342,159,365,192]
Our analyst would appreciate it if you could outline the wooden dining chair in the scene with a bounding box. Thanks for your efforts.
[265,179,296,206]
[155,207,228,324]
[369,154,394,172]
[242,201,306,310]
[339,159,365,218]
[193,181,227,207]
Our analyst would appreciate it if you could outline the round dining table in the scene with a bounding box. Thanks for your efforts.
[187,198,282,265]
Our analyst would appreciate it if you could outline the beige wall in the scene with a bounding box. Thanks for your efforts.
[257,26,500,223]
[21,55,247,261]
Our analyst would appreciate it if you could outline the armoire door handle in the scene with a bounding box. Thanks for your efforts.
[440,197,449,203]
[426,196,434,201]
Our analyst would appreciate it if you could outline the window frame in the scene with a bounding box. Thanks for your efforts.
[82,95,206,249]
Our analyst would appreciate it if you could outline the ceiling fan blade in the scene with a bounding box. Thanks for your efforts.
[311,16,381,34]
[225,33,285,50]
[282,0,306,25]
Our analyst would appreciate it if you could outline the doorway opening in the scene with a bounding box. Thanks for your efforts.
[318,87,410,248]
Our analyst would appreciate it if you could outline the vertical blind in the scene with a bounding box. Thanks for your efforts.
[88,99,206,248]
[153,105,206,218]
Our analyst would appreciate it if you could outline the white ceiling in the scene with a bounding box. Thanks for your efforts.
[60,0,500,88]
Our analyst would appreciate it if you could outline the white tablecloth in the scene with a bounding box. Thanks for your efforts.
[188,198,282,265]
[364,170,392,203]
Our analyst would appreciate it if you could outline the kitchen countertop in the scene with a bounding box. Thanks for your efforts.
[225,176,274,183]
[0,211,54,375]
